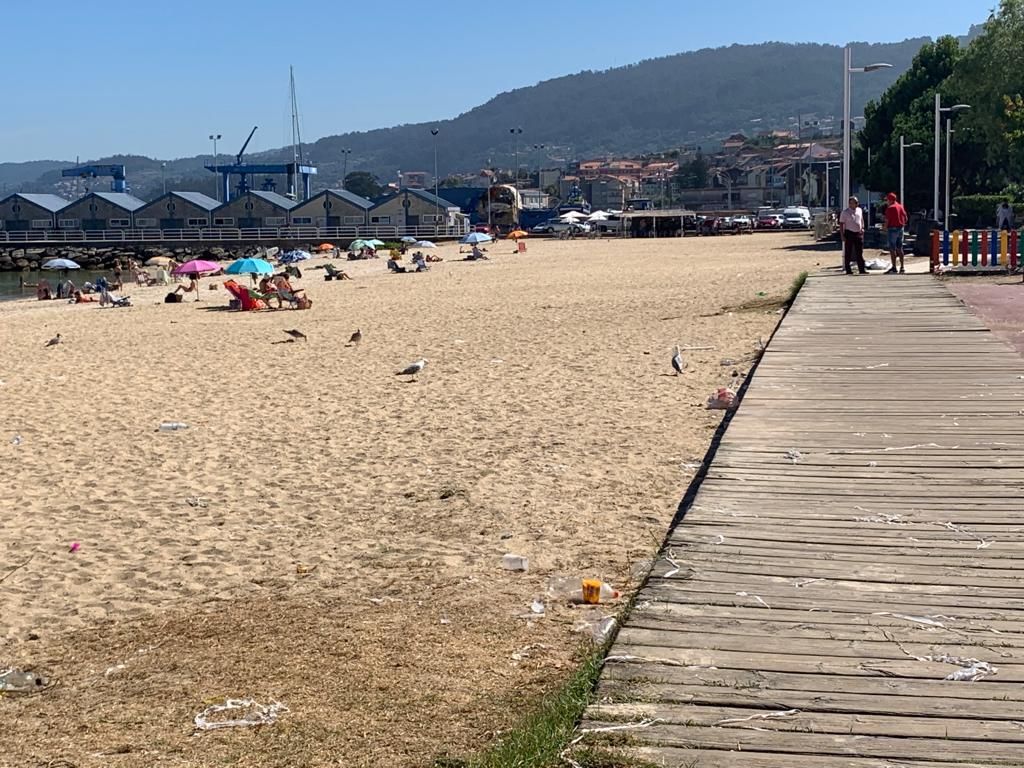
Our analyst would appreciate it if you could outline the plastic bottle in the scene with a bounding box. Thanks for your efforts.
[158,422,189,431]
[0,669,45,693]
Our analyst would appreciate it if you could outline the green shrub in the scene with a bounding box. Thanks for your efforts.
[953,194,1021,229]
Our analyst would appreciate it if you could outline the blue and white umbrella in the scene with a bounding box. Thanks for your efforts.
[415,240,437,248]
[42,258,81,270]
[224,257,274,275]
[460,232,492,244]
[400,235,418,244]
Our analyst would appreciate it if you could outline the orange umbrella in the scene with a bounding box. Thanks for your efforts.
[317,243,335,252]
[507,229,529,239]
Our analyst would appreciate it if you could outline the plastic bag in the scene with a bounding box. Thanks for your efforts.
[706,388,737,410]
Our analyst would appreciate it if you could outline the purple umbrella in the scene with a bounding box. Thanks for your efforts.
[173,259,221,276]
[172,259,221,302]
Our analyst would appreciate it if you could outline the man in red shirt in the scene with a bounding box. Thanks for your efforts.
[884,192,909,274]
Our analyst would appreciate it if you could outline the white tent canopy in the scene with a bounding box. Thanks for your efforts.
[559,211,587,220]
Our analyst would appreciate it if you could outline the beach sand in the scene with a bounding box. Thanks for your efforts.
[1,233,824,767]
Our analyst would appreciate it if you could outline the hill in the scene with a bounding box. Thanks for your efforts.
[3,35,972,198]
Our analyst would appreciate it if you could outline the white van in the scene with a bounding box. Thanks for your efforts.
[783,206,811,229]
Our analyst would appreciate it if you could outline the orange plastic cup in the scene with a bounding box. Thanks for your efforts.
[581,579,602,604]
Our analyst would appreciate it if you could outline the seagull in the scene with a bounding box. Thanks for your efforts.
[396,358,427,381]
[45,333,62,348]
[671,345,686,375]
[283,329,307,341]
[347,328,362,346]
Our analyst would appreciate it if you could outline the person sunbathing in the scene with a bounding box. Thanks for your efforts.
[273,274,304,295]
[174,276,199,295]
[72,290,96,304]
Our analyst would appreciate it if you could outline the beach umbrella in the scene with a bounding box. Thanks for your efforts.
[507,229,529,239]
[349,239,372,251]
[415,240,437,248]
[172,259,221,302]
[366,239,386,247]
[400,235,418,243]
[173,259,221,276]
[224,257,274,275]
[316,243,335,252]
[587,210,609,221]
[42,258,81,270]
[560,211,587,220]
[461,232,492,244]
[145,256,173,267]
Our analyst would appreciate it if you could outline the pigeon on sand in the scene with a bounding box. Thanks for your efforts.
[45,333,62,348]
[396,358,427,381]
[671,345,686,375]
[347,328,362,346]
[283,329,307,341]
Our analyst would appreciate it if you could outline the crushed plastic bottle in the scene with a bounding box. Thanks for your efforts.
[0,668,46,693]
[158,422,189,432]
[10,435,22,446]
[501,554,529,572]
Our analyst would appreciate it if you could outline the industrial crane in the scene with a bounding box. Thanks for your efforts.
[204,124,317,202]
[61,164,128,193]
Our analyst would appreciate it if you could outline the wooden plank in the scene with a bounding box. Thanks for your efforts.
[590,275,1024,765]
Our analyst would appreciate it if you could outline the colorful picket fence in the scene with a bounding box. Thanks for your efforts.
[930,229,1021,271]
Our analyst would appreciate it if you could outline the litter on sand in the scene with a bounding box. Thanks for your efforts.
[706,387,737,410]
[193,698,288,731]
[0,668,48,693]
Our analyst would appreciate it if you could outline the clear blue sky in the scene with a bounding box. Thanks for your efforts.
[1,0,993,163]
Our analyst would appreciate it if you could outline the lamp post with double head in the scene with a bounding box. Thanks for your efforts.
[340,148,352,189]
[841,46,892,206]
[933,99,970,227]
[509,127,522,226]
[209,134,222,202]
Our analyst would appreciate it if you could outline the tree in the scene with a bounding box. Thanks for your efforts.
[674,154,709,189]
[853,36,962,212]
[344,171,383,199]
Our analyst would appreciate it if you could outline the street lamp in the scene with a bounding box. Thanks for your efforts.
[842,46,892,206]
[431,128,440,232]
[933,98,970,226]
[340,148,352,189]
[509,127,522,226]
[898,136,922,208]
[161,162,167,195]
[821,160,840,208]
[209,133,222,202]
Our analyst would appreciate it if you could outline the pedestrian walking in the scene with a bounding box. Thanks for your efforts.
[839,196,866,275]
[883,192,908,274]
[997,201,1015,231]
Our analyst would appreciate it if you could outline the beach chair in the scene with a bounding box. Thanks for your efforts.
[276,287,301,308]
[99,289,131,307]
[238,286,268,311]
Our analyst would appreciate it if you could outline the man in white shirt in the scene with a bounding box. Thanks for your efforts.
[839,196,866,275]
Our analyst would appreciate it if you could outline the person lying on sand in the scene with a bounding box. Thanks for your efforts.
[71,290,96,304]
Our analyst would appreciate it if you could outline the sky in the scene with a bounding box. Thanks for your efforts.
[0,0,995,163]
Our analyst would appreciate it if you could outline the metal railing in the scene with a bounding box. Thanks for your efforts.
[0,224,469,245]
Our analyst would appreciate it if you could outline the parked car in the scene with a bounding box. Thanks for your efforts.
[757,214,784,229]
[782,212,811,229]
[731,215,754,233]
[531,218,589,235]
[698,216,722,235]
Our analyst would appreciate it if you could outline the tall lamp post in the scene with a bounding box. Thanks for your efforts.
[933,98,970,226]
[509,126,522,226]
[431,128,440,232]
[340,148,352,189]
[898,136,922,208]
[161,162,167,195]
[841,46,892,206]
[209,133,222,202]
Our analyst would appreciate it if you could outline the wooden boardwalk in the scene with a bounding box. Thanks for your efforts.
[585,275,1024,767]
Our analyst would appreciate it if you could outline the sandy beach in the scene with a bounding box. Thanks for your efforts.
[1,233,824,767]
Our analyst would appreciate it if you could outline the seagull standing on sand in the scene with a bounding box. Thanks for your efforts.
[347,328,362,346]
[671,345,686,375]
[45,333,62,348]
[396,358,427,381]
[283,329,307,342]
